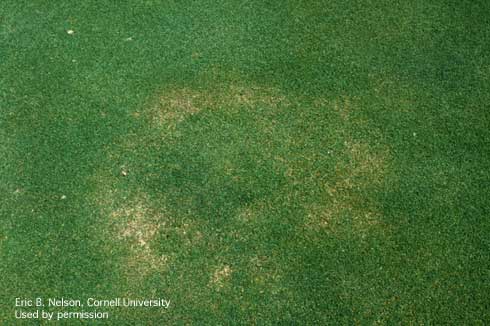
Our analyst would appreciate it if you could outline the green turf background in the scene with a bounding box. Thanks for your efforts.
[1,0,489,324]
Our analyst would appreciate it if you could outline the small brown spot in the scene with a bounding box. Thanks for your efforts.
[211,265,232,288]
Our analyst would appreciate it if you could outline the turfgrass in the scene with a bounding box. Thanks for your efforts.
[1,0,489,324]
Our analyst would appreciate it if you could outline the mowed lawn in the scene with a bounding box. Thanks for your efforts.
[1,0,489,324]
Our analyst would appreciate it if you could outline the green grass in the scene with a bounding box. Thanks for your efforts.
[1,0,489,324]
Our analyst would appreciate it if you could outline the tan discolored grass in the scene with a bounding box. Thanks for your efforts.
[226,84,291,108]
[306,140,390,234]
[236,206,256,223]
[271,91,391,235]
[249,256,282,289]
[307,199,383,233]
[235,200,271,223]
[90,77,392,282]
[313,95,358,121]
[110,194,169,278]
[113,200,160,247]
[339,140,388,187]
[210,265,232,289]
[151,87,205,129]
[147,82,290,131]
[88,147,206,282]
[247,255,296,312]
[88,163,170,277]
[333,96,353,121]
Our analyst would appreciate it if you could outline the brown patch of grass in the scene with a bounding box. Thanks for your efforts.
[227,84,290,108]
[191,52,201,60]
[247,255,294,306]
[279,94,389,232]
[151,88,204,129]
[235,200,271,223]
[340,140,388,187]
[89,158,204,282]
[210,265,232,289]
[313,95,357,121]
[110,194,169,278]
[307,89,389,234]
[306,139,390,234]
[147,83,290,131]
[88,163,170,275]
[249,256,281,286]
[236,206,256,222]
[335,96,352,121]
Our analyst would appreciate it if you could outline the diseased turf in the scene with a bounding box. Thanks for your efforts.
[1,0,489,324]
